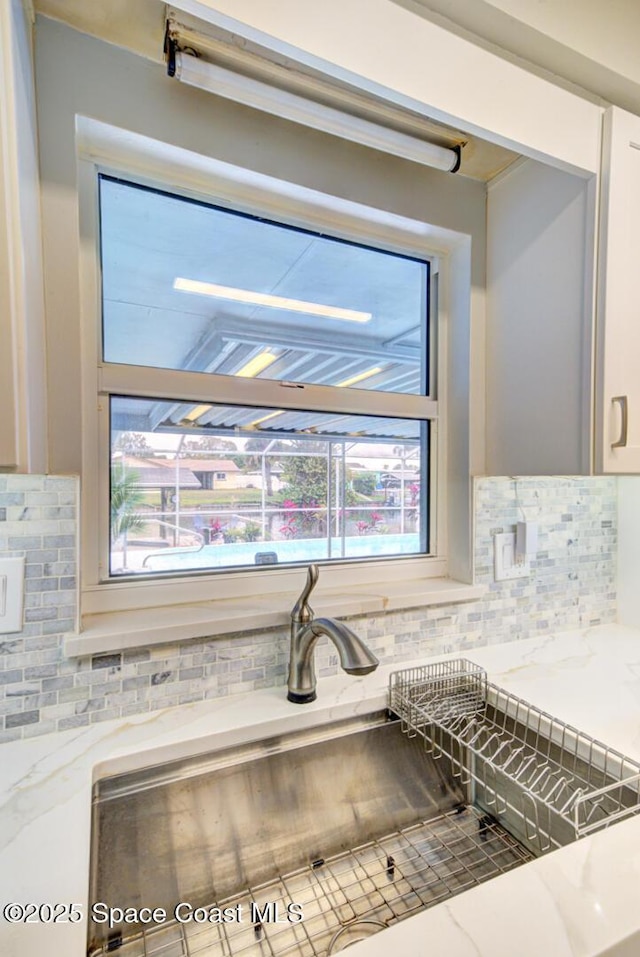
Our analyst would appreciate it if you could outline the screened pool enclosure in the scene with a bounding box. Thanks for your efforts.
[110,399,427,575]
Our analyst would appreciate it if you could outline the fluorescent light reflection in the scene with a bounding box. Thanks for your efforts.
[174,278,372,323]
[235,350,278,378]
[184,404,212,422]
[249,409,285,427]
[336,367,383,388]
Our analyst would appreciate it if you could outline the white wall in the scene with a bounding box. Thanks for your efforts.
[35,0,165,62]
[405,0,640,114]
[485,159,595,475]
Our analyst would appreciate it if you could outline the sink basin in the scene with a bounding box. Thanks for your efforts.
[88,710,533,956]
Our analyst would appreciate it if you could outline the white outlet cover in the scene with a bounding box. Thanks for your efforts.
[494,531,530,581]
[0,556,25,633]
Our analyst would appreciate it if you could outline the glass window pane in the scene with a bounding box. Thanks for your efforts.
[100,177,428,395]
[110,397,428,576]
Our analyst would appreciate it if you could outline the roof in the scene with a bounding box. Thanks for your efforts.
[177,458,240,472]
[115,456,201,489]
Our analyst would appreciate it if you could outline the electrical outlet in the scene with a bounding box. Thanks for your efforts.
[494,531,530,581]
[0,557,25,633]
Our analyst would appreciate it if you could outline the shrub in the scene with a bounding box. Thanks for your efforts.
[352,474,376,496]
[243,521,262,542]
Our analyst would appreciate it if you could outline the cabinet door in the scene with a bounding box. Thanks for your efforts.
[597,107,640,472]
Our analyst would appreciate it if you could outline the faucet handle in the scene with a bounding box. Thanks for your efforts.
[291,563,319,623]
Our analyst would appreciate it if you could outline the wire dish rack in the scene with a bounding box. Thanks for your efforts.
[389,659,640,854]
[87,806,531,957]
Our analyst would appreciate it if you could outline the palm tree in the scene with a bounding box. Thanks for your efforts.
[110,466,146,545]
[242,437,287,498]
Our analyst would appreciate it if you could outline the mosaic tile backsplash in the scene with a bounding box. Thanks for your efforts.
[0,475,616,742]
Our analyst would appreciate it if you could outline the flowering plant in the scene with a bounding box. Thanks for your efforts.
[280,518,298,539]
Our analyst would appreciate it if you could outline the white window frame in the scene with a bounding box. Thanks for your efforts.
[76,120,467,620]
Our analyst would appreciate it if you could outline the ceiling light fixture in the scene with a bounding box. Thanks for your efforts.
[235,350,278,378]
[173,278,372,324]
[336,367,383,388]
[169,50,462,174]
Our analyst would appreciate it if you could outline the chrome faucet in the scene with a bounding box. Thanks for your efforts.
[287,564,379,703]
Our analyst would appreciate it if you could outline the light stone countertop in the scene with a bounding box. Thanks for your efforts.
[3,623,640,957]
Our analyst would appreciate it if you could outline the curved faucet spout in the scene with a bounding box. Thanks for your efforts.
[310,618,379,676]
[287,567,379,703]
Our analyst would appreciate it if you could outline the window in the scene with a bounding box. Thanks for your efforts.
[99,176,436,581]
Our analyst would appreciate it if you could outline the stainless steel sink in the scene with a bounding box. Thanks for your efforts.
[88,711,533,956]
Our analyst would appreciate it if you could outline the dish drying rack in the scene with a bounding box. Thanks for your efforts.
[389,659,640,854]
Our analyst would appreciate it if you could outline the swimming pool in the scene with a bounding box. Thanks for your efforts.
[142,532,422,572]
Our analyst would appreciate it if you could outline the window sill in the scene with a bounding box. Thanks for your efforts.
[64,578,486,657]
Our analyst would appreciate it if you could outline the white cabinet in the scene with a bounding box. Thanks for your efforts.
[596,107,640,473]
[0,0,47,472]
[0,1,21,468]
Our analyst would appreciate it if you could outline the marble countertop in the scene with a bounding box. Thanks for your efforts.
[4,623,640,957]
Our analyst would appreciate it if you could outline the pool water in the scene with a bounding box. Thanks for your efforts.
[143,533,422,572]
